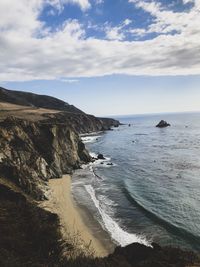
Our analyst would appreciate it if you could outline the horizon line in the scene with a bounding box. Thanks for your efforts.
[100,110,200,118]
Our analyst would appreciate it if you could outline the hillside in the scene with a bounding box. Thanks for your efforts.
[0,88,120,199]
[0,87,120,132]
[0,88,199,267]
[0,87,84,114]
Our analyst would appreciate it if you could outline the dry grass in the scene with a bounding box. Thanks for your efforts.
[0,101,61,122]
[0,101,60,113]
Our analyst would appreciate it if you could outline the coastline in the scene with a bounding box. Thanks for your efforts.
[40,175,111,257]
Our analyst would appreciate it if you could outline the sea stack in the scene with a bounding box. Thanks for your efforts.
[97,153,105,160]
[156,120,171,128]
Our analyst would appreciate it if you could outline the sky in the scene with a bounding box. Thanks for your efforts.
[0,0,200,116]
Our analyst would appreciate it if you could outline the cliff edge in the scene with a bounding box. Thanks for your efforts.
[0,87,120,199]
[0,88,199,267]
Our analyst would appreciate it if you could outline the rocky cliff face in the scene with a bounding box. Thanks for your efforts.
[0,116,91,199]
[0,88,199,267]
[0,88,121,199]
[0,86,120,132]
[0,89,124,266]
[48,112,120,134]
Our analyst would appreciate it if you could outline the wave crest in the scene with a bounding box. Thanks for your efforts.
[85,184,150,247]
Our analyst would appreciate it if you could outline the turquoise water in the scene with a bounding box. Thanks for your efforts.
[72,112,200,251]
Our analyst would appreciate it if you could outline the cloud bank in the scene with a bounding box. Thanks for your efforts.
[0,0,199,81]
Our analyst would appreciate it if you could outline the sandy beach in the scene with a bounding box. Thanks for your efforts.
[41,175,109,257]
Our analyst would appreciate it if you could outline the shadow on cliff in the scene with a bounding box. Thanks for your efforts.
[0,182,199,267]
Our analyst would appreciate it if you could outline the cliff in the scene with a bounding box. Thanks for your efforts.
[0,86,120,132]
[0,88,199,267]
[0,116,91,200]
[47,112,120,133]
[1,179,198,267]
[0,88,120,200]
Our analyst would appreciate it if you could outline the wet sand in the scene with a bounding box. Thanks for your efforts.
[41,175,109,257]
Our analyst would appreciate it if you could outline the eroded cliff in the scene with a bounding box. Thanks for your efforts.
[0,116,91,199]
[0,88,198,267]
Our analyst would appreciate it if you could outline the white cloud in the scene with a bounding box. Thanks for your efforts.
[105,26,125,41]
[123,19,132,26]
[0,0,44,35]
[129,28,146,37]
[129,0,200,36]
[182,0,194,3]
[105,19,132,41]
[0,0,200,81]
[48,0,91,11]
[60,78,79,83]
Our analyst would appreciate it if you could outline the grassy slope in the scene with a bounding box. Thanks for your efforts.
[0,179,63,267]
[0,177,199,267]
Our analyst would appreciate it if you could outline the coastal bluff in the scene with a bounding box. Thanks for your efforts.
[0,116,91,200]
[0,87,199,267]
[0,87,120,199]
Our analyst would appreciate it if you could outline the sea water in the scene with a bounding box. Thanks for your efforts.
[72,112,200,251]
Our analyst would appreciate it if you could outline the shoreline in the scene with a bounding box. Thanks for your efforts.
[40,175,112,257]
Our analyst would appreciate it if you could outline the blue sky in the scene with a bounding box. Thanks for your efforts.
[4,75,200,116]
[0,0,199,116]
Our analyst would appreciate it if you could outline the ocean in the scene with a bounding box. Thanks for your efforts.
[72,112,200,251]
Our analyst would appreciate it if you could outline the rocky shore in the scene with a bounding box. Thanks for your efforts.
[0,87,199,267]
[0,87,120,200]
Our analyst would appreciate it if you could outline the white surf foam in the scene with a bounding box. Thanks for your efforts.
[98,195,118,207]
[80,131,102,137]
[91,161,116,168]
[89,152,116,168]
[85,184,150,247]
[89,152,111,161]
[81,136,101,143]
[89,152,98,158]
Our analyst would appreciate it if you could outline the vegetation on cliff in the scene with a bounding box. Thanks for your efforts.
[0,116,91,199]
[0,88,199,267]
[0,87,84,114]
[0,181,62,267]
[0,87,120,199]
[0,180,198,267]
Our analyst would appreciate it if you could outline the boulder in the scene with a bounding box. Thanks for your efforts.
[97,153,105,160]
[156,120,171,128]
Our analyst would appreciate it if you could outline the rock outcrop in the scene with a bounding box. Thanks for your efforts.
[106,242,198,267]
[0,88,120,199]
[97,154,105,160]
[48,112,120,134]
[1,88,198,267]
[0,116,91,199]
[156,120,171,128]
